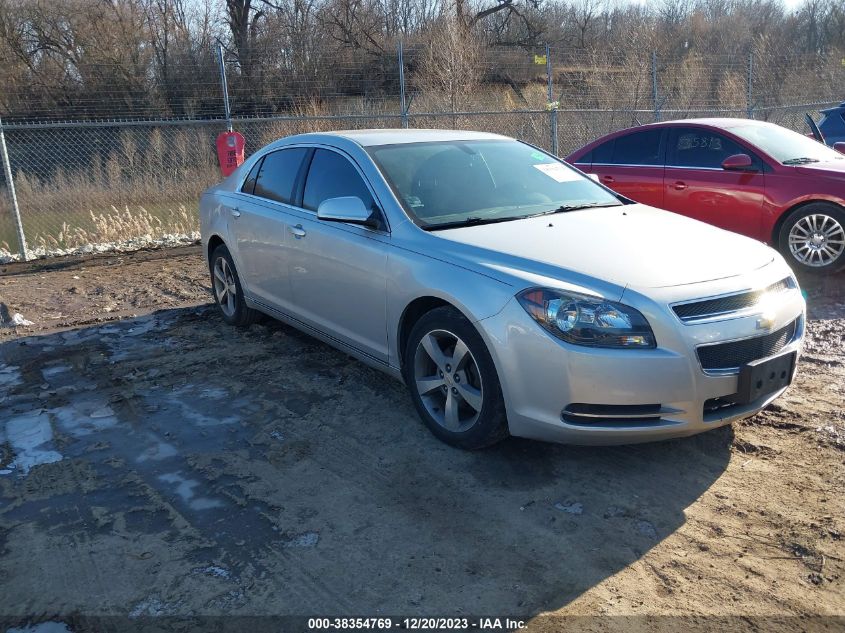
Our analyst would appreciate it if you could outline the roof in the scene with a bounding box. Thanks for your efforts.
[647,117,774,129]
[320,128,511,147]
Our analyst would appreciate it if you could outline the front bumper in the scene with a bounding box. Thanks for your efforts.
[478,283,806,446]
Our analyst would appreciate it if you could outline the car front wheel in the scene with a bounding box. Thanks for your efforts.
[403,306,509,449]
[779,202,845,274]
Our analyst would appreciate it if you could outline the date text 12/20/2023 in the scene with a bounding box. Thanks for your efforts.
[306,617,527,630]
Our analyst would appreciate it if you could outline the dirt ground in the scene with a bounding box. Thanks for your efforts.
[0,246,843,632]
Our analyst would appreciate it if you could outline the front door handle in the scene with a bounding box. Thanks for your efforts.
[673,181,687,191]
[290,224,307,239]
[231,207,241,218]
[600,175,615,184]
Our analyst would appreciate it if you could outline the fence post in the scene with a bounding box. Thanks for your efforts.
[217,43,233,132]
[546,45,559,155]
[398,41,409,129]
[746,52,754,119]
[0,116,28,261]
[652,51,660,122]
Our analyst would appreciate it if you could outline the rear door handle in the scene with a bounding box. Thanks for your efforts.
[673,181,687,191]
[231,207,241,218]
[600,175,614,184]
[290,224,306,239]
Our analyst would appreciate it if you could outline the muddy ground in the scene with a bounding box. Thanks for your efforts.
[0,246,843,632]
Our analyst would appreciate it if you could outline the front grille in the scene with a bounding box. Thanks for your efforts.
[697,319,797,371]
[673,277,793,322]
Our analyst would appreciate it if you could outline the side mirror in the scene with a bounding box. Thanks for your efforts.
[317,196,378,227]
[834,142,845,155]
[721,153,755,171]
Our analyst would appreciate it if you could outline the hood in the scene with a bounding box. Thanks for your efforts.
[795,159,845,179]
[432,204,775,289]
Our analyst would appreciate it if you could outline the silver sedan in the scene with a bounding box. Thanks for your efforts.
[200,130,806,449]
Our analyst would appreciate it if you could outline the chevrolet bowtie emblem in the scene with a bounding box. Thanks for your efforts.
[756,315,776,330]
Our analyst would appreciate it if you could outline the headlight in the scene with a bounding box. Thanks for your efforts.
[517,288,656,348]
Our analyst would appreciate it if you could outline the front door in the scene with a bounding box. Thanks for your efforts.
[285,148,390,363]
[664,127,767,237]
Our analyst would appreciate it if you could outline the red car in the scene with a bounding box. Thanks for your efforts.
[566,119,845,274]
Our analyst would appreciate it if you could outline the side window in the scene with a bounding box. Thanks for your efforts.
[610,129,662,166]
[253,148,309,204]
[241,157,263,194]
[303,149,375,212]
[669,128,758,169]
[592,139,615,164]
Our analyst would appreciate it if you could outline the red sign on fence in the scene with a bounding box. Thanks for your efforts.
[216,131,245,177]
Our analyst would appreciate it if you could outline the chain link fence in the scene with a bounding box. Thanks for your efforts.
[0,46,842,262]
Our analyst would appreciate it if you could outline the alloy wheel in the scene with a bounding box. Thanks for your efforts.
[788,213,845,267]
[413,329,484,432]
[213,256,237,317]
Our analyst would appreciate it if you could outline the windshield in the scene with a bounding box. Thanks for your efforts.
[366,139,622,229]
[729,124,844,164]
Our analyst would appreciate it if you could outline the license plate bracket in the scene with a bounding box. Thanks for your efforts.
[735,351,797,405]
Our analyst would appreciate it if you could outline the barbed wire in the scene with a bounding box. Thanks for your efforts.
[1,48,842,124]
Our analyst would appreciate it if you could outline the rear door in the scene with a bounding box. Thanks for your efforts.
[284,148,390,362]
[228,147,310,311]
[664,127,767,237]
[587,127,666,208]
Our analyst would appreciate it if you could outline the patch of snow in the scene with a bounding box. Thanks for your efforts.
[128,595,181,618]
[0,364,22,388]
[0,233,200,264]
[554,501,583,515]
[281,531,319,548]
[41,364,73,381]
[1,313,33,327]
[52,401,118,437]
[158,472,224,511]
[3,412,63,474]
[135,434,178,463]
[196,565,231,580]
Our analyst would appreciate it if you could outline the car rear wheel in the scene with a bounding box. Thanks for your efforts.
[210,244,261,326]
[403,306,508,449]
[778,202,845,274]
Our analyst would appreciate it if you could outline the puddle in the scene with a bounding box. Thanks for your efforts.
[166,385,242,427]
[136,434,179,462]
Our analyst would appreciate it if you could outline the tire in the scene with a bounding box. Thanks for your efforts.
[209,244,261,327]
[403,306,509,450]
[778,202,845,274]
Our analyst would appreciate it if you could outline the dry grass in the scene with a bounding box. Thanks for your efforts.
[31,205,197,251]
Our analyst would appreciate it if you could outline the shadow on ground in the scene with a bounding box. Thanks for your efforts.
[0,306,732,626]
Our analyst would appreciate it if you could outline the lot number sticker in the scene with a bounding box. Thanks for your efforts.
[533,162,580,182]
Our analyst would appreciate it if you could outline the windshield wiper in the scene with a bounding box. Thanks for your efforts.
[782,157,820,165]
[423,215,530,231]
[424,202,624,230]
[535,202,623,216]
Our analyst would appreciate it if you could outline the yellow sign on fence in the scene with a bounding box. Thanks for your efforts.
[534,54,547,65]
